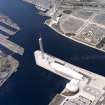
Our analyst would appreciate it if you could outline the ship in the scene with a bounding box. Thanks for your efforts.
[23,0,105,53]
[34,37,105,105]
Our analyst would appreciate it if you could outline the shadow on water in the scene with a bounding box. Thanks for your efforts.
[0,0,105,105]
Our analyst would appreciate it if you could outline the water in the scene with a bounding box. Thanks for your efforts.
[0,0,105,105]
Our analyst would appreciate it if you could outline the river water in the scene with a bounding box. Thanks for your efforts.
[0,0,105,105]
